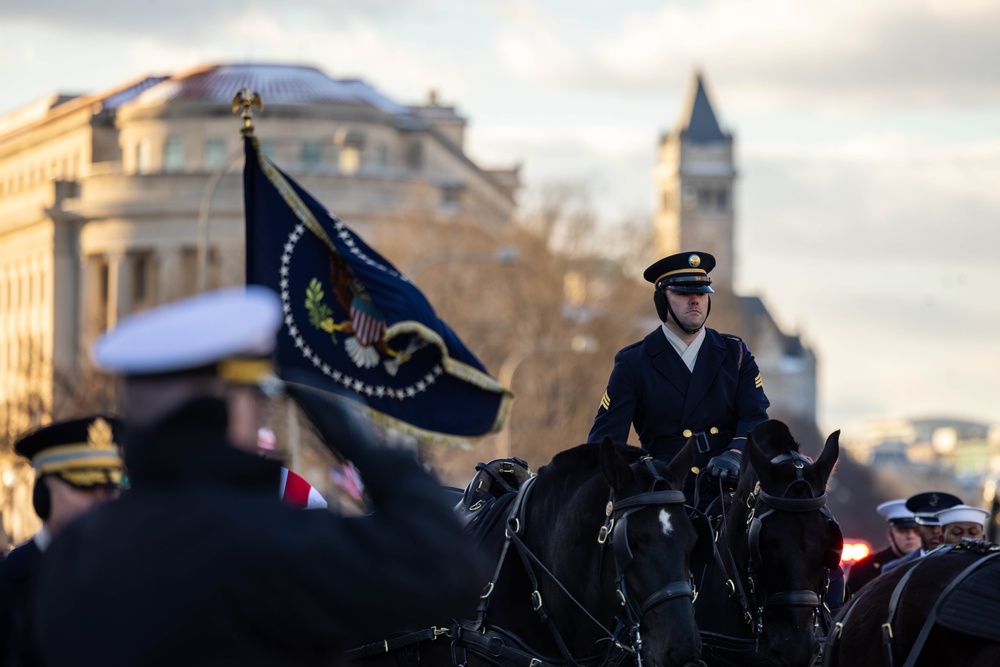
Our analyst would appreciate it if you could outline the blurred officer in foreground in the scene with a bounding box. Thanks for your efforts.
[588,251,769,506]
[34,286,486,666]
[0,416,123,666]
[936,504,990,544]
[883,491,963,574]
[845,499,920,598]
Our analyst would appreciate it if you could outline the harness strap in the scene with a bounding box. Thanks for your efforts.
[640,581,695,615]
[881,553,928,667]
[454,620,623,667]
[506,520,601,667]
[475,477,539,631]
[824,590,863,667]
[899,550,1000,667]
[343,626,450,661]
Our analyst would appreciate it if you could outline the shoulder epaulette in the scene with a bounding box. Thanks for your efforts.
[722,334,744,343]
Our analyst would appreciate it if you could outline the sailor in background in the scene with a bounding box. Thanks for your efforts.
[845,499,920,598]
[33,286,486,667]
[936,505,990,545]
[882,491,963,574]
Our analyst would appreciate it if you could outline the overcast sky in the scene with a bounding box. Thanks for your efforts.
[3,0,999,435]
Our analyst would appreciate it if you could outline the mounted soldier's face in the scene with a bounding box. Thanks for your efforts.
[665,290,709,331]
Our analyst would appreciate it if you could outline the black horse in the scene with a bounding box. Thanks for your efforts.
[824,540,1000,667]
[693,420,843,667]
[349,439,709,667]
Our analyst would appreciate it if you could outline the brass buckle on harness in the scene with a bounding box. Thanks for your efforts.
[529,660,543,667]
[598,518,614,544]
[532,590,543,611]
[432,626,450,639]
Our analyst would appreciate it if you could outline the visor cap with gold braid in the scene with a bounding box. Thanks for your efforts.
[92,285,282,387]
[14,415,124,488]
[643,251,716,294]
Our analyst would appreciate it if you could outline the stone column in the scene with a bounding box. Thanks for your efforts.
[105,252,132,330]
[157,246,183,304]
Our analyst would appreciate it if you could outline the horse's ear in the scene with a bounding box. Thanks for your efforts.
[664,438,695,490]
[599,438,633,493]
[813,430,840,483]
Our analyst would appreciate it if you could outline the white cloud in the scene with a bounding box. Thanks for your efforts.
[586,0,1000,112]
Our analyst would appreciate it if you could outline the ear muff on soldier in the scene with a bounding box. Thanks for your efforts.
[653,288,670,322]
[33,477,51,521]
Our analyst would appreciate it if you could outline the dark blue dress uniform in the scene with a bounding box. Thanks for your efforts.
[0,540,43,666]
[588,325,770,469]
[33,287,487,667]
[0,415,124,667]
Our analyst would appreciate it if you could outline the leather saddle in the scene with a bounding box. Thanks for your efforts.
[455,457,533,540]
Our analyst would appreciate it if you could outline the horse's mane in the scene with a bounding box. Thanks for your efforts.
[537,442,648,485]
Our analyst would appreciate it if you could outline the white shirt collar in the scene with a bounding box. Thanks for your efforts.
[661,323,706,372]
[34,525,53,553]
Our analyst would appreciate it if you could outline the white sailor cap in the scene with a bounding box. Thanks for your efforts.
[93,286,282,383]
[934,504,989,527]
[876,499,916,526]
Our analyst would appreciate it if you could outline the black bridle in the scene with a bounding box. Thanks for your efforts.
[720,451,841,637]
[604,458,698,663]
[469,455,699,667]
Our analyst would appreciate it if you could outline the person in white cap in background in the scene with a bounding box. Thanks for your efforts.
[33,286,486,667]
[935,505,990,545]
[882,491,964,574]
[845,499,921,598]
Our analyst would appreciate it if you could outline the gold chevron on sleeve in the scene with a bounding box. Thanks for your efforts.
[754,373,764,389]
[600,391,611,410]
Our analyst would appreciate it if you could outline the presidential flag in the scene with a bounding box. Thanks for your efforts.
[243,136,512,445]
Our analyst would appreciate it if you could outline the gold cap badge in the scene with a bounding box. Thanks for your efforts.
[88,418,116,451]
[688,254,701,268]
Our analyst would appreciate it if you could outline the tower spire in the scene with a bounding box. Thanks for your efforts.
[676,71,727,143]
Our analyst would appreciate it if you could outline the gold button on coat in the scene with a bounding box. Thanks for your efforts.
[682,429,693,438]
[710,427,719,435]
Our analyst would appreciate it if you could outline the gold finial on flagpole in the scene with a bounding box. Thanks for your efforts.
[232,88,263,136]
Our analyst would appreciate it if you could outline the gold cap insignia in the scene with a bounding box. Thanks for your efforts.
[88,418,116,451]
[688,254,701,268]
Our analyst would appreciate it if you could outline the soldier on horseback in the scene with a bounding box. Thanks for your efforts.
[588,251,770,509]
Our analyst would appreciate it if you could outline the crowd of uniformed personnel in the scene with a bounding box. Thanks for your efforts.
[0,252,994,664]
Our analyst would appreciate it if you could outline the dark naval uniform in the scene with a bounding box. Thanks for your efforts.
[35,398,486,667]
[0,539,43,666]
[845,545,901,597]
[589,326,770,470]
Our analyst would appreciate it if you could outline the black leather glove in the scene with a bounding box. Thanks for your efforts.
[705,449,743,490]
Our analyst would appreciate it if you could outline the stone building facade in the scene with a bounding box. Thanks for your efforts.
[0,63,518,437]
[0,64,518,541]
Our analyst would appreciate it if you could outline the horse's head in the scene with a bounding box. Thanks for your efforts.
[598,438,708,667]
[734,420,843,667]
